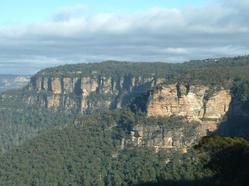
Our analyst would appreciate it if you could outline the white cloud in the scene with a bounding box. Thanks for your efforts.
[163,48,188,54]
[53,4,87,21]
[0,0,249,74]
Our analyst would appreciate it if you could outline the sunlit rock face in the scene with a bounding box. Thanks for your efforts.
[147,84,208,119]
[122,84,232,152]
[147,84,232,133]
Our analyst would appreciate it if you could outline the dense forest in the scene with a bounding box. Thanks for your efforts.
[0,90,73,152]
[0,110,209,185]
[0,110,248,186]
[1,56,249,185]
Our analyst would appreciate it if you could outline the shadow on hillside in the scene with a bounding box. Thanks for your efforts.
[134,178,213,186]
[216,99,249,140]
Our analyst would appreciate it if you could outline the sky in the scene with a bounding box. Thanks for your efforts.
[0,0,249,74]
[0,0,205,25]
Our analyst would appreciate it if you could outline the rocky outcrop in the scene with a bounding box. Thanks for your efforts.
[26,73,232,128]
[147,84,232,133]
[129,123,200,153]
[26,75,166,112]
[121,84,232,152]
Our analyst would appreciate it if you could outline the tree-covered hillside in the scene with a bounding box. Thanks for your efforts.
[0,110,209,186]
[0,90,73,152]
[0,109,248,186]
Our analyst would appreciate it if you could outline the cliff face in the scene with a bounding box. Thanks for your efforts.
[26,74,232,128]
[23,63,236,153]
[128,122,201,153]
[121,84,232,152]
[26,75,165,112]
[147,84,232,133]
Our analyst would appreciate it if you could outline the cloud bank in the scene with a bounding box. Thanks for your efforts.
[0,0,249,74]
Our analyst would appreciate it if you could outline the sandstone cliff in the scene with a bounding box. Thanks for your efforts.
[119,83,232,152]
[22,61,238,153]
[128,121,201,153]
[146,84,232,133]
[25,74,165,112]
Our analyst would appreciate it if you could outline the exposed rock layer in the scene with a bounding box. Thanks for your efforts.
[147,84,232,133]
[26,75,164,111]
[25,73,233,152]
[128,123,200,153]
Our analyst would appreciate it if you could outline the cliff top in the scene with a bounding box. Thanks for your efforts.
[36,60,181,78]
[33,55,249,87]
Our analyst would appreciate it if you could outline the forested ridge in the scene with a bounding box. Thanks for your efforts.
[36,55,249,87]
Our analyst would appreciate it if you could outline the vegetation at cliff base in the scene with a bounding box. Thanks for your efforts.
[0,91,73,152]
[1,108,248,186]
[0,110,207,186]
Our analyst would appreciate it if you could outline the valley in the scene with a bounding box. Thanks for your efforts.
[0,75,30,93]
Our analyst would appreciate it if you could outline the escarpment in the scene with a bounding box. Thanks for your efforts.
[19,60,249,153]
[24,62,232,129]
[25,74,166,112]
[22,61,190,112]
